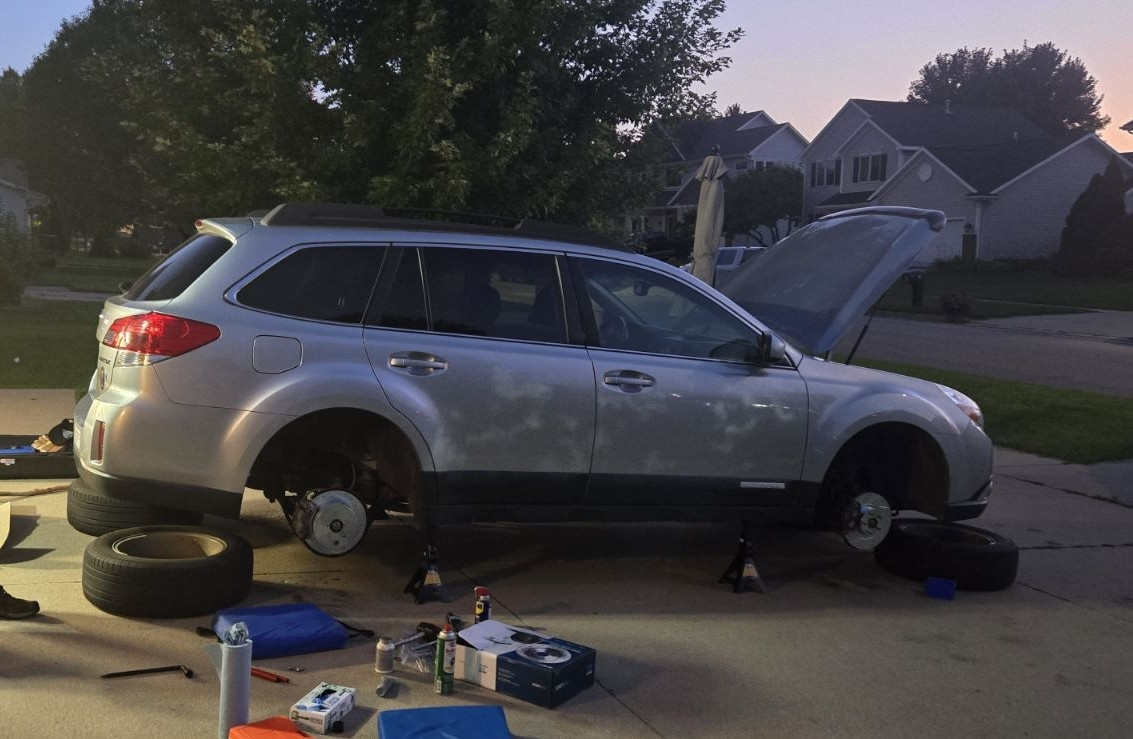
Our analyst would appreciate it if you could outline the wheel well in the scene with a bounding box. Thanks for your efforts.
[816,422,949,526]
[248,408,427,523]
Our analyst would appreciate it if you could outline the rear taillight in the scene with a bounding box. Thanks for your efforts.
[102,312,220,365]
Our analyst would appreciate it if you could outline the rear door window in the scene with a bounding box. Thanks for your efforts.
[372,247,568,344]
[236,245,384,324]
[124,234,233,301]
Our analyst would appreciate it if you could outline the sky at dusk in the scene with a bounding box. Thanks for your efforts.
[2,0,1130,149]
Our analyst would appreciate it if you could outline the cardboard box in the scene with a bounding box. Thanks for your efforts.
[288,682,354,734]
[455,620,595,709]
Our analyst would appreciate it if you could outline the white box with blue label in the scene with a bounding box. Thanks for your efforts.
[288,681,355,734]
[454,620,595,708]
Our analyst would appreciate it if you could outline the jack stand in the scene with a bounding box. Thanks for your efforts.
[718,521,766,593]
[404,543,449,604]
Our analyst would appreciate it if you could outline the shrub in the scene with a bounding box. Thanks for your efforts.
[0,214,28,305]
[940,292,971,322]
[1055,158,1127,276]
[1093,214,1133,276]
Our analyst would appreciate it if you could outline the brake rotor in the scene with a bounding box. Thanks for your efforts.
[293,489,369,556]
[841,491,893,551]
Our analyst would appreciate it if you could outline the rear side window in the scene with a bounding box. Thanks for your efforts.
[373,246,567,343]
[123,234,233,301]
[237,245,383,324]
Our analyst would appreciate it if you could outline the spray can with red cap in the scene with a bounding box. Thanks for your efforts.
[474,586,492,623]
[434,622,456,695]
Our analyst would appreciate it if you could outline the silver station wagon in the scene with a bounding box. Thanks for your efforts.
[70,203,993,561]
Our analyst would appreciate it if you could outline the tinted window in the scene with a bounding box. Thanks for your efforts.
[374,249,428,330]
[237,245,383,324]
[123,234,232,301]
[375,247,567,343]
[578,259,758,361]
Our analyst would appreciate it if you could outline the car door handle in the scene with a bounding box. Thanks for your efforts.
[389,351,448,375]
[602,370,655,392]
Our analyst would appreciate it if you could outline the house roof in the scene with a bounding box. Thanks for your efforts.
[668,113,788,161]
[650,176,701,210]
[816,191,872,209]
[928,134,1088,194]
[851,99,1050,148]
[1122,119,1133,133]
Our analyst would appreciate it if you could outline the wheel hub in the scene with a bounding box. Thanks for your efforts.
[841,491,892,551]
[291,489,369,556]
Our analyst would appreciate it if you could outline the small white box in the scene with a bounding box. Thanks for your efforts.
[289,681,355,734]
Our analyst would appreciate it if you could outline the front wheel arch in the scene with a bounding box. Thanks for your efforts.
[815,422,950,532]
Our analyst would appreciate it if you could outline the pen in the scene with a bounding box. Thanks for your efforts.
[250,667,289,683]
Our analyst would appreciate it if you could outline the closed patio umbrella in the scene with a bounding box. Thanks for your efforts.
[690,148,728,285]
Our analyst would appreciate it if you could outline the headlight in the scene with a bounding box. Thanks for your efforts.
[935,383,983,428]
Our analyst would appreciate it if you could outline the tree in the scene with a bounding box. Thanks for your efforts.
[20,0,741,241]
[722,165,802,246]
[0,68,25,159]
[311,0,741,225]
[908,42,1109,135]
[1055,157,1128,275]
[722,102,743,117]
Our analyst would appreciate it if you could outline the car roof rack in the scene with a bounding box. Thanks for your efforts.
[258,202,624,250]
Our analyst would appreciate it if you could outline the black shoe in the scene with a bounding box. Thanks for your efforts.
[0,586,40,619]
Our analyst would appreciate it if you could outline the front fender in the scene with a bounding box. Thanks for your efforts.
[798,357,971,484]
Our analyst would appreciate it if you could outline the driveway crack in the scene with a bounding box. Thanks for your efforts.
[998,472,1133,509]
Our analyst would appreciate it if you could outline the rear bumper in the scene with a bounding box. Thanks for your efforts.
[73,389,257,517]
[74,466,243,517]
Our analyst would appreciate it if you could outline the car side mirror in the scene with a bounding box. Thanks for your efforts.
[759,333,787,364]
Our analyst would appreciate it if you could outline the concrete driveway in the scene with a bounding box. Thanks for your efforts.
[3,396,1133,737]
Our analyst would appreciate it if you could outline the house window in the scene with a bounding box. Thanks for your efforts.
[852,153,888,183]
[734,158,750,172]
[664,165,684,188]
[809,159,841,187]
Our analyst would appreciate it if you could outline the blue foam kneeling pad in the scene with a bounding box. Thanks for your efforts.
[378,705,510,738]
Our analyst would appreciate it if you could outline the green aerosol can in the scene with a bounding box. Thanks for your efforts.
[434,622,456,694]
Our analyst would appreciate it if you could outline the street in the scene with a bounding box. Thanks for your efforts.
[834,311,1133,398]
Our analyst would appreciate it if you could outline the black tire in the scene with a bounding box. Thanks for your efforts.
[82,525,253,618]
[874,520,1018,591]
[67,481,203,536]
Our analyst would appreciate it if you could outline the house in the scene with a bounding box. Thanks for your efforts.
[801,100,1133,261]
[638,111,809,241]
[0,158,45,232]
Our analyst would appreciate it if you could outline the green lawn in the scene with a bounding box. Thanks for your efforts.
[27,253,156,293]
[878,266,1133,318]
[922,267,1133,310]
[0,299,101,394]
[858,359,1133,464]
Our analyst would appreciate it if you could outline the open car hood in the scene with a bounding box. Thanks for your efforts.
[720,206,944,355]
